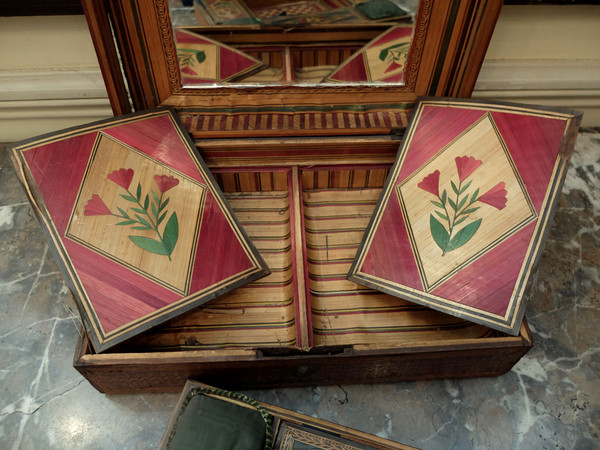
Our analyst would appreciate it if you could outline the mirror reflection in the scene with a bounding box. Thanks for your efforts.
[169,0,418,87]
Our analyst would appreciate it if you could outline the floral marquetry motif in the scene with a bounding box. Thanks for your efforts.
[349,99,581,335]
[11,109,269,352]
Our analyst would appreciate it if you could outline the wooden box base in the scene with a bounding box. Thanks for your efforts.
[75,325,532,394]
[74,139,533,393]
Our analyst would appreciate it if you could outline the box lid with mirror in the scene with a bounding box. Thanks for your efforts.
[83,0,504,138]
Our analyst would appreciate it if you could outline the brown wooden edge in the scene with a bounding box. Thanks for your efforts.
[73,321,533,394]
[159,380,416,449]
[81,0,132,116]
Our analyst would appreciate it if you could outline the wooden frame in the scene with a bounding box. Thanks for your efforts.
[82,0,504,137]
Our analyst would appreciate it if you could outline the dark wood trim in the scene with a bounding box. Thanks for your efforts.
[0,1,83,16]
[74,322,533,393]
[81,0,131,116]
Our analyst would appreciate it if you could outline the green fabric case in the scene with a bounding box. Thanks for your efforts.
[168,394,267,450]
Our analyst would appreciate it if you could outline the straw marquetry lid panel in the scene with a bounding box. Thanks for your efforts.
[11,108,269,352]
[349,98,582,335]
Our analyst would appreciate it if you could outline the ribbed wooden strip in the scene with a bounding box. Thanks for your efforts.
[242,226,293,239]
[304,231,363,247]
[182,111,409,136]
[309,278,369,293]
[122,304,297,350]
[312,308,470,329]
[303,186,493,346]
[306,247,359,262]
[307,260,352,277]
[310,294,424,313]
[165,311,296,328]
[309,323,492,346]
[202,296,295,309]
[304,217,371,231]
[206,282,295,304]
[234,208,290,222]
[227,194,290,204]
[303,186,381,199]
[304,207,375,219]
[250,266,293,284]
[248,237,293,252]
[219,174,289,193]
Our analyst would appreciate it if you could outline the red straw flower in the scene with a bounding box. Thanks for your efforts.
[154,175,179,193]
[84,194,112,216]
[107,168,134,190]
[455,156,482,182]
[417,170,440,197]
[477,182,507,210]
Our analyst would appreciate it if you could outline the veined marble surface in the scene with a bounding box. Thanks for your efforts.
[1,130,598,449]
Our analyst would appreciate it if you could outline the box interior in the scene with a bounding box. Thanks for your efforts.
[114,160,504,354]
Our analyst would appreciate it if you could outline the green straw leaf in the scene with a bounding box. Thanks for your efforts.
[446,218,482,252]
[128,235,169,255]
[430,214,450,253]
[120,194,136,202]
[451,180,459,195]
[459,180,472,194]
[435,210,449,222]
[163,212,179,255]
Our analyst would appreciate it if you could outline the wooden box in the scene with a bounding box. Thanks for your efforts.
[160,380,414,449]
[69,0,545,393]
[71,115,539,393]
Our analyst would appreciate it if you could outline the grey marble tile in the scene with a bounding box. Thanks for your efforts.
[1,130,599,449]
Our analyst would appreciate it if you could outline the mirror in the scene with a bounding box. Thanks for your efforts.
[168,0,419,87]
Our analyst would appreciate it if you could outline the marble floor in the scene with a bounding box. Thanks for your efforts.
[1,130,599,449]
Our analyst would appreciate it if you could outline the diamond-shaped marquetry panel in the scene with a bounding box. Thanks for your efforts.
[11,109,269,352]
[65,132,207,296]
[349,99,581,334]
[396,112,536,291]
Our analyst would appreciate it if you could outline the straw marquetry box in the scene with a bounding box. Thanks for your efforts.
[59,0,584,392]
[67,96,585,394]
